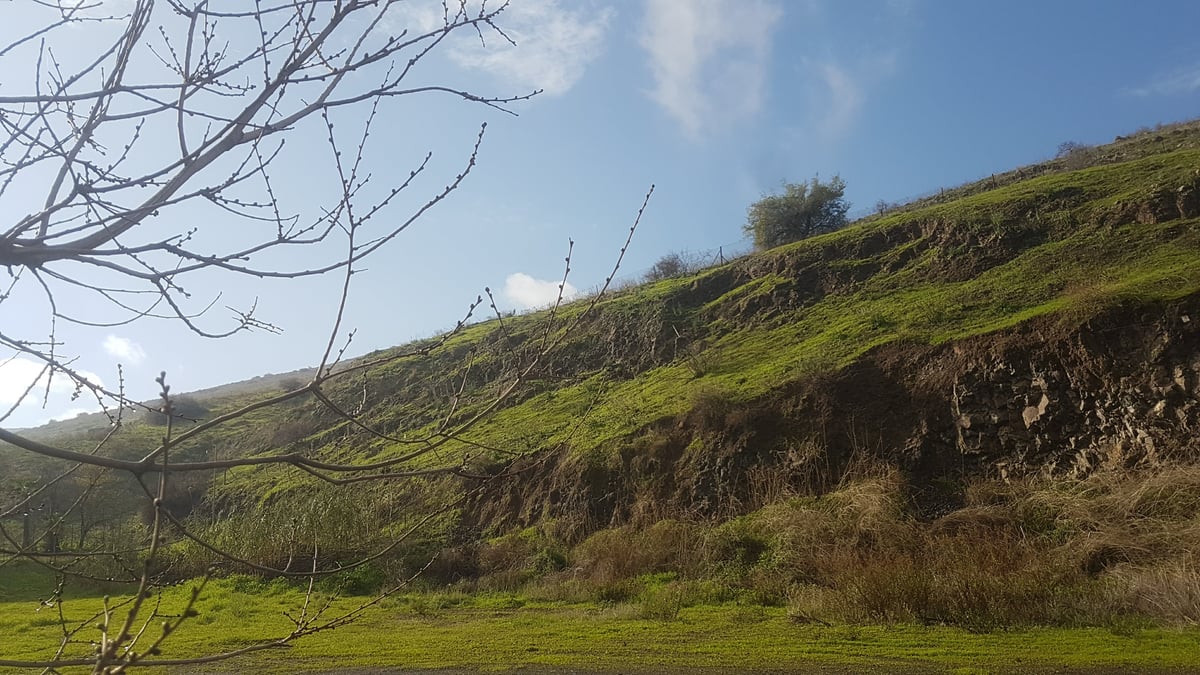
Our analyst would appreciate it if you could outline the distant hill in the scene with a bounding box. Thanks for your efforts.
[19,366,317,440]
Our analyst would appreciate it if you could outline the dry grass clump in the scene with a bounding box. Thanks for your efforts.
[571,520,703,586]
[999,467,1200,574]
[1117,466,1200,520]
[705,465,1200,630]
[746,466,913,561]
[735,470,1096,630]
[1109,559,1200,624]
[442,463,1200,631]
[930,466,1200,627]
[515,520,705,604]
[1037,467,1200,626]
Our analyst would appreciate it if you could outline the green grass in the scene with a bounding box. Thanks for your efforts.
[252,607,1200,673]
[3,580,1199,674]
[13,462,1200,673]
[445,216,1200,466]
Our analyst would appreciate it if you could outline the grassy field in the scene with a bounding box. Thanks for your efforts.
[3,575,1199,674]
[10,453,1200,673]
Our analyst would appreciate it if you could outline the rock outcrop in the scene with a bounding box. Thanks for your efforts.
[462,295,1200,539]
[951,302,1199,477]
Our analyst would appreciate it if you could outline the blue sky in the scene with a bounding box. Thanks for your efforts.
[3,0,1200,427]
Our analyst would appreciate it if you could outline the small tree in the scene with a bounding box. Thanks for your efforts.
[643,252,692,282]
[1056,141,1095,170]
[744,176,850,249]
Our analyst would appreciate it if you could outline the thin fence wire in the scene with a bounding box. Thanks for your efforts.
[588,237,755,296]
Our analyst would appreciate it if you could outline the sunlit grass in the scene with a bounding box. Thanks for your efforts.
[4,577,1200,674]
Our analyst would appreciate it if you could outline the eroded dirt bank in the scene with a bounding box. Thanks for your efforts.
[461,294,1200,540]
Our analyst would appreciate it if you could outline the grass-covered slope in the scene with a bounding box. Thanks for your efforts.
[5,120,1200,568]
[408,138,1199,463]
[351,132,1200,484]
[5,124,1200,662]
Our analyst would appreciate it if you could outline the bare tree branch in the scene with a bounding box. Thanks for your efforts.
[0,2,650,670]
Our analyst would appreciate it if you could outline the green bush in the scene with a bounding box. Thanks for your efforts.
[474,525,568,590]
[639,583,684,621]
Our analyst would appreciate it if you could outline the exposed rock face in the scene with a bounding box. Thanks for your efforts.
[951,303,1199,478]
[461,296,1200,541]
[1122,175,1200,224]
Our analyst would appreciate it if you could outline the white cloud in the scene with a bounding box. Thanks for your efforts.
[394,0,613,96]
[503,272,579,310]
[0,358,49,406]
[640,0,782,139]
[1126,62,1200,97]
[0,356,104,406]
[103,334,146,365]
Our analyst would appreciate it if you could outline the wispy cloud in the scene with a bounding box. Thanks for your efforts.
[103,334,146,365]
[640,0,783,139]
[805,50,896,140]
[813,62,864,138]
[396,0,613,97]
[503,272,579,310]
[1126,62,1200,97]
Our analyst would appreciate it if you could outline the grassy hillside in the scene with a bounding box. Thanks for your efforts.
[4,118,1200,571]
[199,121,1200,507]
[356,130,1199,459]
[6,121,1200,518]
[4,122,1200,670]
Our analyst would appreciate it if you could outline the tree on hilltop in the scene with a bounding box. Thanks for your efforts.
[744,176,850,249]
